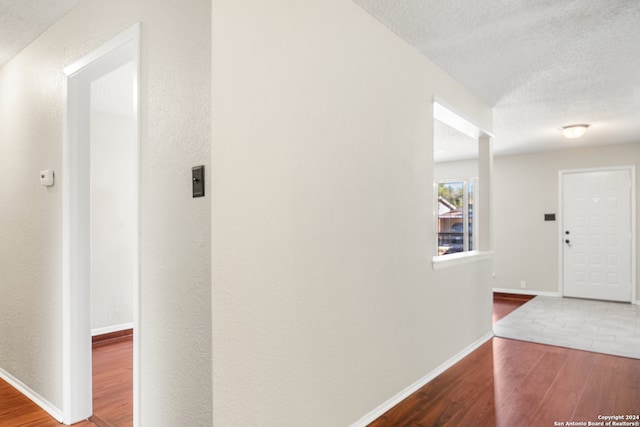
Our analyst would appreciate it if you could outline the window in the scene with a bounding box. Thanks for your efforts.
[437,179,476,255]
[433,100,490,260]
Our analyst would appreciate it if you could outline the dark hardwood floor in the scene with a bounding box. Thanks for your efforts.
[0,332,133,427]
[91,331,133,427]
[2,297,638,426]
[0,380,96,427]
[491,292,535,323]
[370,294,640,426]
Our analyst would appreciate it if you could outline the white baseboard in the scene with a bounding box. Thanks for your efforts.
[350,331,494,427]
[91,322,134,337]
[0,367,63,422]
[493,287,561,297]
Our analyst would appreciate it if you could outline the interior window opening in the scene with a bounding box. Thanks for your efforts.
[433,101,486,258]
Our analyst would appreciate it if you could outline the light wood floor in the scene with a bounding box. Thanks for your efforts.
[0,333,132,427]
[370,294,640,426]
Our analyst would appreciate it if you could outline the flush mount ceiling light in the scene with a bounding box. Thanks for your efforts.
[562,124,590,139]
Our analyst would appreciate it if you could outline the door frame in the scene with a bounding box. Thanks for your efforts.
[62,24,140,425]
[558,166,636,303]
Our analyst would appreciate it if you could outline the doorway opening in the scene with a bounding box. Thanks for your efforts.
[63,24,140,425]
[560,166,636,303]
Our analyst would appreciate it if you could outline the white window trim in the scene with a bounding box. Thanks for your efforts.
[432,250,493,270]
[432,99,494,269]
[435,178,478,256]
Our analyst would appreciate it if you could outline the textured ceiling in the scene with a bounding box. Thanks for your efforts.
[2,1,639,157]
[0,0,78,68]
[434,120,478,162]
[353,0,640,156]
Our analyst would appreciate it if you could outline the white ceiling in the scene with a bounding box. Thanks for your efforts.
[434,120,478,162]
[353,0,640,157]
[0,0,78,68]
[2,1,639,158]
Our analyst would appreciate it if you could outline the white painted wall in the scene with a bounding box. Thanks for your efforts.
[493,142,640,300]
[0,0,211,424]
[212,0,493,425]
[434,159,479,181]
[89,110,135,332]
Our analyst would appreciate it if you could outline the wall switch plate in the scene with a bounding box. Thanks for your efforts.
[192,165,205,197]
[40,169,55,187]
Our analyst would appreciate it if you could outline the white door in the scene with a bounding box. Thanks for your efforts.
[562,169,633,302]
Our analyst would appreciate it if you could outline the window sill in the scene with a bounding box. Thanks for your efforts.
[431,250,493,270]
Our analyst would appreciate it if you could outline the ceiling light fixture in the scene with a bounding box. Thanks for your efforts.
[562,124,589,139]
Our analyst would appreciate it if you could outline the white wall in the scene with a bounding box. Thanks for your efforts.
[212,0,493,425]
[0,1,211,424]
[493,142,640,300]
[90,111,135,332]
[435,159,479,181]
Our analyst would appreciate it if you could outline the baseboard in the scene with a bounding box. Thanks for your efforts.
[0,366,63,423]
[350,331,494,427]
[93,328,133,348]
[492,287,561,298]
[91,322,134,337]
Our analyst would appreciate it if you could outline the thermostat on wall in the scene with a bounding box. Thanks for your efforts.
[40,169,55,187]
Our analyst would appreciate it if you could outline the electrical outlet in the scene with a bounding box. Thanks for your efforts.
[520,280,526,288]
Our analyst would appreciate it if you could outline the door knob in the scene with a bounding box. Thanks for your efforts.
[565,239,571,247]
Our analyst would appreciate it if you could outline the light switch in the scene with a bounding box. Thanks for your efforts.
[40,169,55,187]
[192,165,204,197]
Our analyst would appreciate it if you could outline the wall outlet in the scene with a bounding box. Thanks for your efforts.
[520,280,526,288]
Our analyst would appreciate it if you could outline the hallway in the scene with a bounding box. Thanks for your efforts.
[2,296,638,426]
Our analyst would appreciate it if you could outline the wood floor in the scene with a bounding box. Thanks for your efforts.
[370,294,640,426]
[0,332,132,427]
[91,332,133,427]
[2,297,639,426]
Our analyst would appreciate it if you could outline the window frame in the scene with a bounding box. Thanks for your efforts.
[436,178,477,257]
[431,99,494,269]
